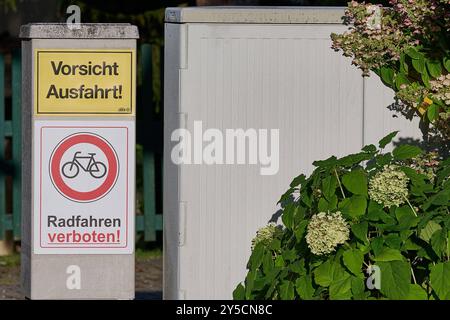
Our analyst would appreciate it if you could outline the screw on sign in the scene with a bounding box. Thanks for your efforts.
[49,132,119,203]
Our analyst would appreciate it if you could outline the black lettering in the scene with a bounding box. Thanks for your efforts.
[69,87,78,99]
[78,64,87,75]
[50,61,63,75]
[61,65,72,75]
[47,215,57,227]
[49,60,120,76]
[92,65,102,75]
[46,84,59,98]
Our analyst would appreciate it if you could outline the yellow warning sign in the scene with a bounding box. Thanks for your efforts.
[34,49,135,115]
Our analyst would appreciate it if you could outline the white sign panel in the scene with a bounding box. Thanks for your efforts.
[33,120,134,254]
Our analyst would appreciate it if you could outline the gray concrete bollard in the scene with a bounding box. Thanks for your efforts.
[20,23,138,299]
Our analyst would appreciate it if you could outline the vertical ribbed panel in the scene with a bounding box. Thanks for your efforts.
[166,23,422,299]
[363,73,422,150]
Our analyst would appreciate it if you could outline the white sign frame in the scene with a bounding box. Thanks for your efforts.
[33,120,135,254]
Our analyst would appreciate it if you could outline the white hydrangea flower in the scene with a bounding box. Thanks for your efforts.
[305,212,350,256]
[251,223,283,250]
[368,164,409,207]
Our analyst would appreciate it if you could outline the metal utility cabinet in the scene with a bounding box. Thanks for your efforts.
[164,7,421,299]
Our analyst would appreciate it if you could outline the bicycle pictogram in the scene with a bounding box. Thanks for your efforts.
[49,132,120,203]
[62,151,107,179]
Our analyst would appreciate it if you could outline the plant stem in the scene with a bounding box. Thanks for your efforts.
[344,242,352,250]
[334,168,346,199]
[411,267,417,285]
[404,196,417,217]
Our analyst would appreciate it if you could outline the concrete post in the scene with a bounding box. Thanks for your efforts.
[20,23,138,299]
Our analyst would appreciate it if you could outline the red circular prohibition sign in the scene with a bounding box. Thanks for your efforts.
[50,133,118,202]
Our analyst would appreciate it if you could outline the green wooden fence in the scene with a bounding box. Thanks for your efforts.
[0,49,21,240]
[0,44,163,243]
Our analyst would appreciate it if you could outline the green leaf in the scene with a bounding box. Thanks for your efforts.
[300,189,312,208]
[329,276,352,300]
[375,153,393,166]
[395,206,419,230]
[233,283,246,300]
[401,166,427,186]
[289,259,306,275]
[426,60,442,78]
[444,56,450,72]
[279,280,295,300]
[431,228,447,258]
[402,237,422,251]
[328,260,353,300]
[419,220,442,242]
[278,187,295,205]
[262,251,274,275]
[448,231,450,258]
[430,262,450,300]
[431,189,450,206]
[351,276,367,299]
[405,47,421,60]
[378,261,411,299]
[244,270,257,299]
[313,156,338,168]
[295,275,315,300]
[270,239,281,252]
[362,144,377,153]
[352,221,369,244]
[380,67,395,86]
[399,53,409,73]
[318,195,338,211]
[373,247,404,262]
[343,249,364,277]
[339,195,367,219]
[392,145,422,160]
[275,255,285,268]
[399,229,414,242]
[379,131,398,148]
[371,237,384,256]
[293,206,306,227]
[337,152,373,167]
[322,175,338,201]
[367,200,395,224]
[294,220,309,242]
[282,202,301,230]
[384,234,402,250]
[282,249,297,262]
[290,174,306,188]
[412,56,426,74]
[395,72,410,90]
[313,259,334,287]
[342,169,368,196]
[421,70,431,89]
[253,277,268,291]
[248,243,265,270]
[427,104,439,122]
[405,284,428,300]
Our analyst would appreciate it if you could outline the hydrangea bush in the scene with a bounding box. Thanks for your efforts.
[234,132,450,300]
[331,0,450,140]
